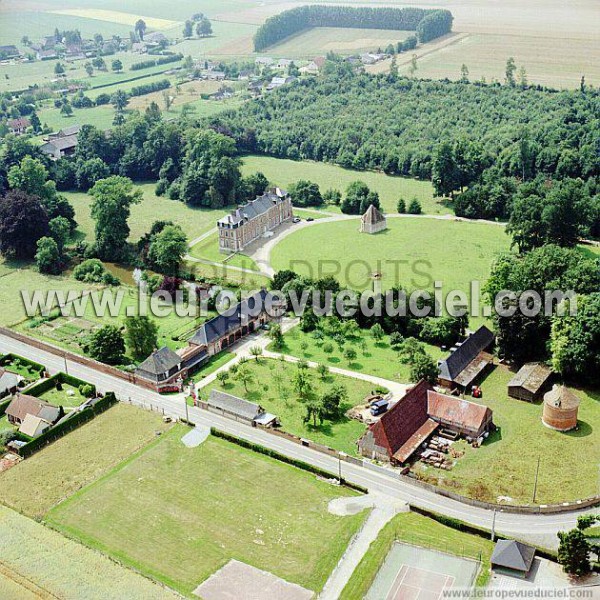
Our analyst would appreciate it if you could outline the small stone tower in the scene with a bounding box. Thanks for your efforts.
[360,205,387,234]
[542,385,580,432]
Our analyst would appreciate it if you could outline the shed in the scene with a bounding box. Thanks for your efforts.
[507,363,553,402]
[491,540,535,576]
[206,389,263,424]
[0,368,21,398]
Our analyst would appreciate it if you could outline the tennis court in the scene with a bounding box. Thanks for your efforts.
[366,542,480,600]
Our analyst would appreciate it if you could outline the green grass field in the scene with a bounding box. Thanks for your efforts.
[0,404,170,518]
[275,325,444,383]
[183,259,272,288]
[37,382,87,408]
[270,218,511,295]
[207,357,376,454]
[413,365,600,505]
[340,511,494,599]
[263,27,413,58]
[47,427,366,595]
[0,262,94,326]
[188,231,259,271]
[241,155,444,215]
[65,182,223,243]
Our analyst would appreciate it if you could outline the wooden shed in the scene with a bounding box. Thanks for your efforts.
[507,362,553,402]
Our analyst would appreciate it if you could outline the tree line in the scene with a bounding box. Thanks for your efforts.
[253,5,453,51]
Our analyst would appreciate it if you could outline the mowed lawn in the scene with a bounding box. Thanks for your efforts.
[65,182,223,243]
[241,155,445,215]
[207,357,377,455]
[270,218,511,295]
[0,404,170,519]
[188,231,260,271]
[0,505,179,600]
[47,428,366,595]
[263,27,413,58]
[276,326,444,383]
[413,365,600,505]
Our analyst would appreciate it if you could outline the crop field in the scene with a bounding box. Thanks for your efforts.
[207,357,376,455]
[264,27,413,58]
[241,155,444,215]
[402,33,600,89]
[413,366,600,505]
[0,505,179,599]
[271,217,510,295]
[47,428,366,595]
[65,182,223,243]
[49,9,180,30]
[0,404,170,518]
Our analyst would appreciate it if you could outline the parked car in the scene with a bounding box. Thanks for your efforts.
[306,217,314,222]
[292,217,301,223]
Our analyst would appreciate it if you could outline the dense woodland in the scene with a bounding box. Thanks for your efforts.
[253,6,453,51]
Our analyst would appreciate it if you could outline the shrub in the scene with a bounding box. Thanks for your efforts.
[73,259,119,285]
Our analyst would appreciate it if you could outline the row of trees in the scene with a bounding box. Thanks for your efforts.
[254,6,452,51]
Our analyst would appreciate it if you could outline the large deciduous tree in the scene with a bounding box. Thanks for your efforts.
[147,224,188,275]
[89,176,142,261]
[125,316,158,361]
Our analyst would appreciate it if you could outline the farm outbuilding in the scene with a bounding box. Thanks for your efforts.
[507,362,553,402]
[542,385,580,432]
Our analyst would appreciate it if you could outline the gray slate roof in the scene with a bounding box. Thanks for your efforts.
[491,540,535,572]
[218,189,287,227]
[189,290,268,347]
[207,389,262,420]
[136,346,181,376]
[438,326,494,382]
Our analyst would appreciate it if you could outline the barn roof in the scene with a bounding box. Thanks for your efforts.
[207,389,262,421]
[362,380,432,458]
[427,390,492,433]
[438,326,494,384]
[491,540,535,572]
[508,362,553,394]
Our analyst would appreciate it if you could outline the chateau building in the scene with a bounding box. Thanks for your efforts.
[217,188,293,253]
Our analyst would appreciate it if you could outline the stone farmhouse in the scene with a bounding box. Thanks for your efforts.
[135,290,281,392]
[358,380,493,464]
[217,188,293,253]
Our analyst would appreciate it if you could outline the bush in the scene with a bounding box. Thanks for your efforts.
[95,93,111,105]
[130,79,170,97]
[73,259,120,285]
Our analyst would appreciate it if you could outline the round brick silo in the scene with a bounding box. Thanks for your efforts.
[542,385,580,432]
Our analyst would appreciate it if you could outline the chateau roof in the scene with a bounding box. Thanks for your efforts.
[218,189,288,227]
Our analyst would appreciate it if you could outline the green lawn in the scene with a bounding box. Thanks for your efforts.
[274,325,444,383]
[241,155,445,215]
[413,365,600,505]
[263,27,413,59]
[270,218,511,299]
[183,259,271,289]
[206,357,376,455]
[47,428,366,595]
[37,383,87,409]
[188,231,259,271]
[0,404,171,519]
[340,511,494,599]
[65,182,223,243]
[190,351,235,383]
[0,415,14,434]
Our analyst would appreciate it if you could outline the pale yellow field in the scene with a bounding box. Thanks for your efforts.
[49,8,180,30]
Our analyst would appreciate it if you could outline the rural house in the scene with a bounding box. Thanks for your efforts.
[134,347,183,392]
[218,188,293,253]
[507,362,553,402]
[5,393,60,427]
[18,414,53,438]
[358,381,494,464]
[0,367,21,398]
[0,45,21,60]
[202,390,278,426]
[7,117,30,136]
[360,204,387,234]
[40,134,78,160]
[437,326,495,391]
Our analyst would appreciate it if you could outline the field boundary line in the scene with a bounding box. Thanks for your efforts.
[0,559,59,599]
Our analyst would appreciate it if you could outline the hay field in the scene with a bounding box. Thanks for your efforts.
[0,506,179,599]
[49,9,180,30]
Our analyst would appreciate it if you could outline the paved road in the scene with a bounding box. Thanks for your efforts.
[0,332,592,549]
